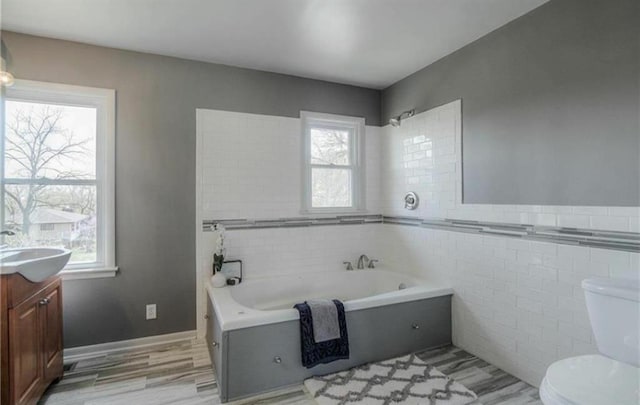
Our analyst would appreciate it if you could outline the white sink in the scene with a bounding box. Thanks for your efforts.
[0,247,72,282]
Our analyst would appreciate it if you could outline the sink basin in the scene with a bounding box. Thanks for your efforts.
[0,247,72,282]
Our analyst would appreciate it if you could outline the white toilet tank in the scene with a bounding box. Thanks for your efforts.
[582,277,640,367]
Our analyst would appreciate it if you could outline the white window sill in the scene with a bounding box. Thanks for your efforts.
[59,267,119,280]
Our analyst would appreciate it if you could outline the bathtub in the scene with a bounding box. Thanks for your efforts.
[205,269,453,402]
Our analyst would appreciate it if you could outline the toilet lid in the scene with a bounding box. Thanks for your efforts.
[544,355,640,405]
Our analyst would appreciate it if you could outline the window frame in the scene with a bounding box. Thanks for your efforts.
[300,111,366,214]
[2,80,117,278]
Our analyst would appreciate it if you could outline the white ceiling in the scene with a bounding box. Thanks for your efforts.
[1,0,548,89]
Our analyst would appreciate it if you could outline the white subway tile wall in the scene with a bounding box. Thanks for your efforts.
[197,105,639,388]
[381,100,640,229]
[379,101,640,386]
[380,224,639,385]
[199,109,382,220]
[200,225,383,280]
[196,109,383,335]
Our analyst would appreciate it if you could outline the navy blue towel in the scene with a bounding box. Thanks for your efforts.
[293,299,349,368]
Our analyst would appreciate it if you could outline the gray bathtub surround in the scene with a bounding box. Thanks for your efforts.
[206,296,452,402]
[203,215,640,252]
[382,0,640,207]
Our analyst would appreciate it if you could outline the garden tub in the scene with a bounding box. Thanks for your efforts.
[206,269,452,402]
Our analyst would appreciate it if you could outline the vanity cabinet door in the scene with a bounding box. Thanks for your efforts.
[8,297,43,405]
[41,284,63,382]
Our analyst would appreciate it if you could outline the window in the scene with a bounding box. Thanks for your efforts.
[301,111,365,213]
[2,80,116,276]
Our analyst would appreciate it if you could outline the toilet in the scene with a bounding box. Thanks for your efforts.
[540,277,640,405]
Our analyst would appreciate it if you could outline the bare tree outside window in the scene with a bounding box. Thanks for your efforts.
[310,128,352,207]
[3,101,98,263]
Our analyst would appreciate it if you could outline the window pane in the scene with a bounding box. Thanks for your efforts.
[311,168,352,208]
[3,184,97,264]
[310,127,350,165]
[4,101,96,180]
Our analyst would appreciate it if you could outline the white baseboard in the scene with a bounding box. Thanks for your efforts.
[63,330,198,362]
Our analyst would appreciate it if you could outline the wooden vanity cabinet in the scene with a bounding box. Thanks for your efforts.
[1,274,63,405]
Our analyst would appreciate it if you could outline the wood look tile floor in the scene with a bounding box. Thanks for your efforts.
[40,339,541,404]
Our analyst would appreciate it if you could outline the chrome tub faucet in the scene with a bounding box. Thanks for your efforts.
[357,254,369,269]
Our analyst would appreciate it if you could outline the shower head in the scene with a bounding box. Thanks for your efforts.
[388,109,415,127]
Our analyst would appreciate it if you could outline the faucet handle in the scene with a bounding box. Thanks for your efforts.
[343,261,354,271]
[368,259,379,269]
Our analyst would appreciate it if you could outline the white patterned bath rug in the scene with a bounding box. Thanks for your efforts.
[304,354,478,405]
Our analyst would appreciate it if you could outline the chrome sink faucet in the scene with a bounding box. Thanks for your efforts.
[357,254,369,269]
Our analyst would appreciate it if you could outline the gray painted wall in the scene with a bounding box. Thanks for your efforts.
[382,0,640,206]
[1,31,381,347]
